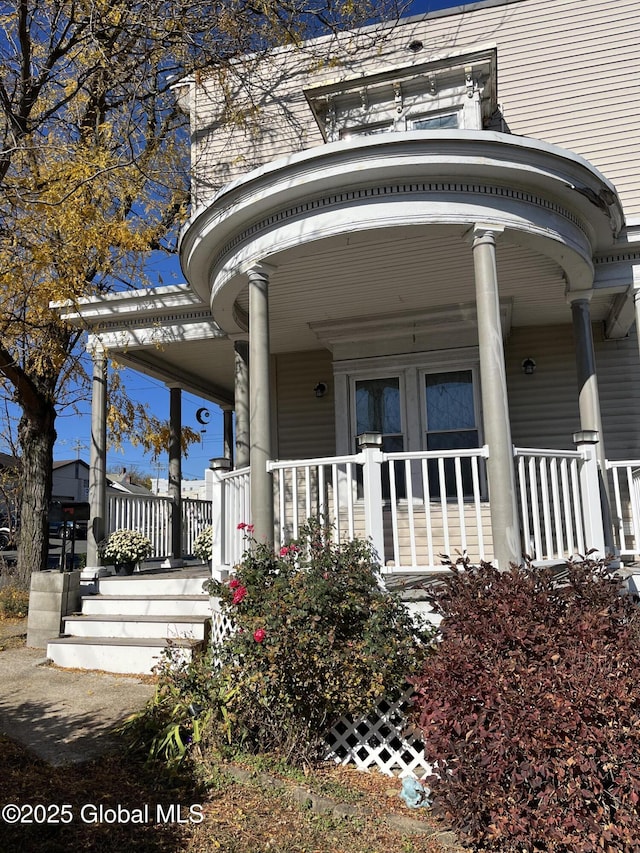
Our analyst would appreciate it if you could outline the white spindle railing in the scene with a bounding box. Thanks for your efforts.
[514,447,586,560]
[383,447,490,571]
[212,466,250,569]
[607,461,640,557]
[267,453,363,549]
[107,494,212,560]
[182,498,213,555]
[108,494,172,558]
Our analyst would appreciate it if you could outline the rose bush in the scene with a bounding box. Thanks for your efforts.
[204,519,433,764]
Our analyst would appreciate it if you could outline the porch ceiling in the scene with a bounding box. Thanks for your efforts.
[232,226,611,354]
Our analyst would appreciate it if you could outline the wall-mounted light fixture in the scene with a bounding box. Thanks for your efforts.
[522,358,536,375]
[314,382,328,398]
[408,40,424,53]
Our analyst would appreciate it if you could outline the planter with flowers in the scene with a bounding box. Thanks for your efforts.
[192,525,213,564]
[100,529,153,575]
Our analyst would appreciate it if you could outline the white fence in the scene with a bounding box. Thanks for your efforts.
[107,494,212,559]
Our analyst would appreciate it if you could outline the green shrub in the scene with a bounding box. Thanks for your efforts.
[204,520,432,764]
[410,556,640,852]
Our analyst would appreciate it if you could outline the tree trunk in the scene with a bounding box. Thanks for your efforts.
[17,403,56,583]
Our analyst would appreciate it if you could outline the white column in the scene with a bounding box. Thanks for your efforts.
[569,292,613,549]
[233,339,250,469]
[248,263,274,543]
[168,385,183,565]
[222,408,234,466]
[472,225,521,568]
[87,342,107,568]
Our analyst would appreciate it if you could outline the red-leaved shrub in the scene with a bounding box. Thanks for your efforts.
[411,556,640,852]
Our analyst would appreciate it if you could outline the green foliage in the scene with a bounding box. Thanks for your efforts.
[204,520,432,764]
[411,556,640,852]
[193,525,213,563]
[0,583,29,618]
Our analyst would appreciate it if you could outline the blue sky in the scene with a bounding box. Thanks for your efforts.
[52,0,465,482]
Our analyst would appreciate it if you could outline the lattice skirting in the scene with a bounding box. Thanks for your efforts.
[211,605,430,778]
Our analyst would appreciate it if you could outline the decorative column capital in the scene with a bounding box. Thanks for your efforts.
[566,289,594,305]
[470,223,505,247]
[244,261,277,283]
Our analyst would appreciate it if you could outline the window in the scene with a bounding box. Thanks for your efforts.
[424,369,480,498]
[305,47,497,142]
[411,112,459,130]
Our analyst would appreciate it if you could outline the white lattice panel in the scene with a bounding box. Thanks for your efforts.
[324,687,431,777]
[209,610,429,777]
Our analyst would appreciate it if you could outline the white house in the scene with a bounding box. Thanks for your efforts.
[62,0,640,578]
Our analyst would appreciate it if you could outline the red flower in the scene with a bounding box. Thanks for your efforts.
[246,524,254,533]
[279,546,289,557]
[253,628,266,643]
[231,585,247,605]
[229,578,241,589]
[237,522,247,530]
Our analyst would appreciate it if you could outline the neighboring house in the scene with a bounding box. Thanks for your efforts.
[154,478,209,500]
[61,0,640,575]
[52,459,90,503]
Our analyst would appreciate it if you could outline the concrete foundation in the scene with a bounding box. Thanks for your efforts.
[27,570,81,649]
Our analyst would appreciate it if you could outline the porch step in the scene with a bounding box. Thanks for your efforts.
[46,567,213,675]
[62,613,210,641]
[46,635,204,675]
[80,594,211,617]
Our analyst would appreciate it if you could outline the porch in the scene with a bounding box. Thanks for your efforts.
[211,438,640,576]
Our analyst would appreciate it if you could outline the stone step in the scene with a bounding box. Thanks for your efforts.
[47,635,205,675]
[80,594,211,617]
[62,613,210,641]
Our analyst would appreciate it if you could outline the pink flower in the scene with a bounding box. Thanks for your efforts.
[253,628,266,643]
[279,546,289,557]
[229,578,241,589]
[231,585,247,605]
[246,524,254,533]
[237,522,247,530]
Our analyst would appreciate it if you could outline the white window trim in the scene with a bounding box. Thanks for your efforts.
[333,348,482,456]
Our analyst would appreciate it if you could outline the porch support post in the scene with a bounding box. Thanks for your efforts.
[223,408,234,467]
[168,384,183,564]
[573,431,606,557]
[357,433,386,566]
[248,263,274,543]
[472,225,521,568]
[87,342,107,568]
[234,339,250,469]
[210,457,232,581]
[569,293,613,551]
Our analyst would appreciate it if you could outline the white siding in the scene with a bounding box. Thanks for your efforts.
[193,0,640,219]
[506,324,640,459]
[273,350,336,459]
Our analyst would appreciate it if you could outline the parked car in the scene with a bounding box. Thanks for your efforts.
[0,527,12,550]
[48,520,88,540]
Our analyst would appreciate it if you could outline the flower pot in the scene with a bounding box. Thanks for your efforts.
[116,562,136,576]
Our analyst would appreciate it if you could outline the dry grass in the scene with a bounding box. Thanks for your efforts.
[0,734,461,853]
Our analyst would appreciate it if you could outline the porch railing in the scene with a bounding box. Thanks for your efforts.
[211,466,250,568]
[514,447,586,560]
[107,494,212,559]
[607,461,640,557]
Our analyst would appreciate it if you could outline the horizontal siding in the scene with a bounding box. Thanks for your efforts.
[193,0,640,218]
[506,324,640,460]
[274,350,336,459]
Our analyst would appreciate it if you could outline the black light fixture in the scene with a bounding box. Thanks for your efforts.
[314,382,327,398]
[522,358,536,375]
[408,40,424,53]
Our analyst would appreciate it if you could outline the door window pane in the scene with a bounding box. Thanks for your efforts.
[426,370,476,433]
[356,378,401,436]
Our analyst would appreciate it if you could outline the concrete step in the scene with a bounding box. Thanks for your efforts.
[80,594,211,617]
[97,573,209,598]
[63,613,210,641]
[47,635,205,675]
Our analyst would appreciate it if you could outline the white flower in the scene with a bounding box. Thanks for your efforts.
[193,525,213,562]
[100,529,152,565]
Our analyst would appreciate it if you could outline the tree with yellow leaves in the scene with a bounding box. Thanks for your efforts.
[0,0,402,579]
